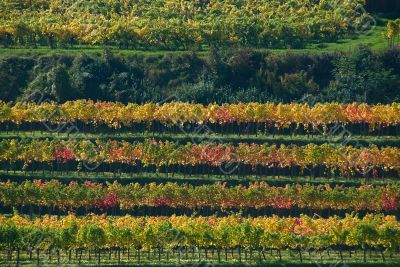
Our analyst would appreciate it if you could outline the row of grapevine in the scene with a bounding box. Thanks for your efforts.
[0,139,399,177]
[1,101,399,130]
[0,0,366,49]
[0,180,398,212]
[0,213,399,262]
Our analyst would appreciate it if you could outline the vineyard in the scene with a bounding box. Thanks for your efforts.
[1,214,400,265]
[1,139,400,178]
[0,100,399,266]
[0,181,398,213]
[0,0,370,49]
[2,101,400,129]
[1,0,400,266]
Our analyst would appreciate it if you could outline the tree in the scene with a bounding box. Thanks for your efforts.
[327,45,398,103]
[385,20,400,48]
[21,64,74,102]
[69,54,107,101]
[279,71,319,102]
[0,57,32,102]
[49,65,74,102]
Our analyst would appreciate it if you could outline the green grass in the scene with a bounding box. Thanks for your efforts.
[1,170,397,187]
[1,248,399,267]
[267,22,388,54]
[0,46,205,58]
[0,17,389,58]
[1,131,399,147]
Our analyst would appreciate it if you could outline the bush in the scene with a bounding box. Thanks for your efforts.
[1,46,400,104]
